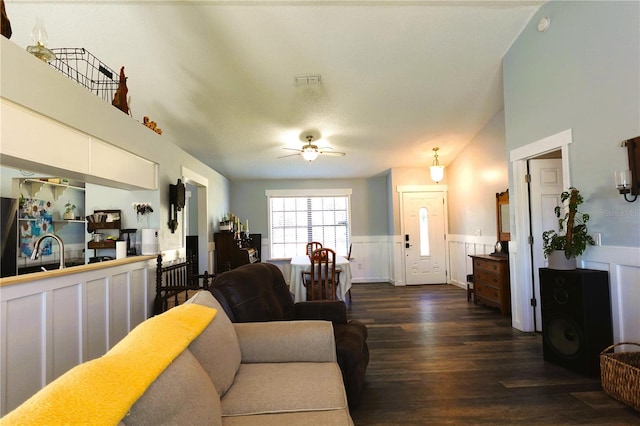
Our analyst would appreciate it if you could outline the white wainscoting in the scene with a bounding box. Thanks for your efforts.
[447,234,498,289]
[347,236,391,283]
[580,245,640,345]
[0,259,155,415]
[447,234,640,344]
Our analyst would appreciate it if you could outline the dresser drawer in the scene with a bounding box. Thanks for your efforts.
[473,257,503,273]
[475,283,501,303]
[475,270,501,287]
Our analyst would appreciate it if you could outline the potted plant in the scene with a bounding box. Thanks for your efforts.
[63,201,76,220]
[542,187,595,270]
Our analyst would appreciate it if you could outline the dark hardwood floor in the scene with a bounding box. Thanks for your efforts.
[347,283,639,425]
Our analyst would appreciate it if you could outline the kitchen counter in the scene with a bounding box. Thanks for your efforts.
[0,255,156,287]
[18,259,87,275]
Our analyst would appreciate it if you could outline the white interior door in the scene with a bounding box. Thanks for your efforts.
[529,158,563,331]
[402,192,446,285]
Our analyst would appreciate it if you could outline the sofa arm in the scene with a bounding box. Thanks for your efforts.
[234,320,336,363]
[294,300,348,323]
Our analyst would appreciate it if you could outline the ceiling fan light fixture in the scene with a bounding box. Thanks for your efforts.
[429,147,445,183]
[278,133,344,161]
[302,146,319,162]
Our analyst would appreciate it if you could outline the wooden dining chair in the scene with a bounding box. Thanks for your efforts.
[302,248,341,301]
[306,241,323,256]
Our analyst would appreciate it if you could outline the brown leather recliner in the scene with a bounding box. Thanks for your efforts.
[210,262,369,406]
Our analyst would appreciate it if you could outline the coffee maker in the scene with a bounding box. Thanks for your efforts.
[120,229,137,256]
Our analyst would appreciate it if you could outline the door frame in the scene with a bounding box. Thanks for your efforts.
[397,185,449,286]
[181,166,210,273]
[509,129,572,332]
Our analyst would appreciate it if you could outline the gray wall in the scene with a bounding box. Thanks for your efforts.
[503,0,640,248]
[229,176,389,238]
[447,109,508,238]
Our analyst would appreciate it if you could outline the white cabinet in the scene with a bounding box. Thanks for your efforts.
[90,139,158,190]
[0,101,90,174]
[1,99,158,191]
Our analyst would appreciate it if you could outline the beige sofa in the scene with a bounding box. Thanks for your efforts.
[2,291,354,425]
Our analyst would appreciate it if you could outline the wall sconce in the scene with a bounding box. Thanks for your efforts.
[168,179,185,233]
[616,137,638,202]
[429,147,444,183]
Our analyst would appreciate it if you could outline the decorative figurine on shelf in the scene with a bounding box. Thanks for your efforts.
[143,116,163,135]
[112,66,129,115]
[1,0,12,39]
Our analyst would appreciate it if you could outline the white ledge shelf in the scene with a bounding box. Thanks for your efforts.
[20,178,85,201]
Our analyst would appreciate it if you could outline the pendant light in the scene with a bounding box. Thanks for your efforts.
[430,147,444,183]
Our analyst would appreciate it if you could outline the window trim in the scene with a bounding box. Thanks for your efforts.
[266,188,352,197]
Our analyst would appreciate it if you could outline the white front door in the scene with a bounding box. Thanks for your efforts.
[529,158,564,331]
[402,191,447,285]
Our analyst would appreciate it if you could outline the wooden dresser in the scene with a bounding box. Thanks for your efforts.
[214,232,261,275]
[469,254,511,315]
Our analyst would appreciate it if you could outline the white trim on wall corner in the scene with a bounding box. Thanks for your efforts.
[510,128,572,161]
[181,166,208,187]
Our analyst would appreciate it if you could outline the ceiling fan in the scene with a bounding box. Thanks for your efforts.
[278,135,346,162]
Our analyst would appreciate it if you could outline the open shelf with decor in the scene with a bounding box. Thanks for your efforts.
[86,209,121,255]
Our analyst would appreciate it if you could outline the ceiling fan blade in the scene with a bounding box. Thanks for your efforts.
[277,153,301,159]
[282,147,302,152]
[319,151,346,157]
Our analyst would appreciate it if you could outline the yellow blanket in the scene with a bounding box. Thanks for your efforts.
[1,303,217,426]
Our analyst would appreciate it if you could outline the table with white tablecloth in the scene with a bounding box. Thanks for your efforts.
[289,255,352,303]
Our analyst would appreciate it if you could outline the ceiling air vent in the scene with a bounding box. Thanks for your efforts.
[295,75,321,86]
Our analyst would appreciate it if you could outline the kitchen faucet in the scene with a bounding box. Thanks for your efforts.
[30,233,66,269]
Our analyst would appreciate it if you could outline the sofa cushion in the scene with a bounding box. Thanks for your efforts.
[212,263,296,321]
[186,291,242,397]
[221,409,354,426]
[234,321,336,363]
[221,362,348,417]
[120,349,222,425]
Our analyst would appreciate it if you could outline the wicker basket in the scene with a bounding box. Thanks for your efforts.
[600,342,640,411]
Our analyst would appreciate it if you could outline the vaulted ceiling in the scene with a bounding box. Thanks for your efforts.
[5,1,544,180]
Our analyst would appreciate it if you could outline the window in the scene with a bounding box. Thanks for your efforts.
[268,189,351,259]
[419,207,430,256]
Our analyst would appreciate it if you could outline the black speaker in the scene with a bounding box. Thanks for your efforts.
[539,268,613,376]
